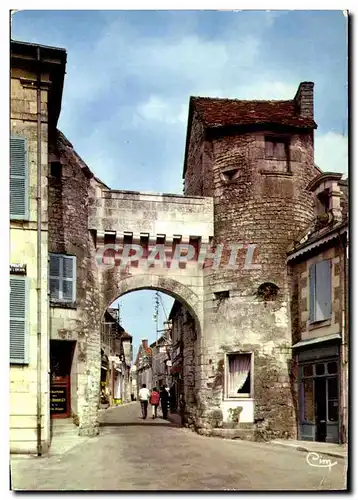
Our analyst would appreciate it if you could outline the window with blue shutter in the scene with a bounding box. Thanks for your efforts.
[10,136,29,220]
[309,260,332,323]
[49,254,76,303]
[10,277,29,364]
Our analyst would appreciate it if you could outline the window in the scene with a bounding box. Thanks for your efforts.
[226,353,252,398]
[309,260,332,323]
[49,254,76,302]
[50,161,62,182]
[10,136,29,220]
[265,138,288,161]
[316,190,329,215]
[10,277,29,364]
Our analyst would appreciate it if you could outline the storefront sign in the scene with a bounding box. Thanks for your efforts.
[10,264,27,275]
[50,386,69,415]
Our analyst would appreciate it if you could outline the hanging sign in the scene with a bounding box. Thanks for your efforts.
[10,264,27,275]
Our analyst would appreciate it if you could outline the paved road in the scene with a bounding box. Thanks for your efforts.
[10,403,347,491]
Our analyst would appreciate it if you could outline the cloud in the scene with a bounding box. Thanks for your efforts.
[315,132,348,177]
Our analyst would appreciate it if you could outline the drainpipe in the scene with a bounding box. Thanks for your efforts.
[36,46,42,456]
[339,230,348,444]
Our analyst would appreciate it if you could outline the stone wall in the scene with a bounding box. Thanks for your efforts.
[48,131,102,436]
[184,114,318,439]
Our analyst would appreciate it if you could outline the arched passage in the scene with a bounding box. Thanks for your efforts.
[101,274,202,338]
[97,273,203,429]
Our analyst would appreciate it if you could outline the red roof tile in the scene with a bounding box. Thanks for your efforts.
[191,97,317,129]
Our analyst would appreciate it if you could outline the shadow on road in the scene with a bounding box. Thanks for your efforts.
[99,421,180,428]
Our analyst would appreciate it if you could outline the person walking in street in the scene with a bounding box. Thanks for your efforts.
[160,386,169,419]
[150,387,160,419]
[138,383,150,419]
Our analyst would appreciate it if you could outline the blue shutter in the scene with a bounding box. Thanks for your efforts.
[10,137,28,220]
[10,277,28,364]
[49,254,61,300]
[315,260,332,321]
[308,264,316,323]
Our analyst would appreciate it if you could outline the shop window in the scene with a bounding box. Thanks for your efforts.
[327,377,339,422]
[226,353,252,398]
[315,363,325,376]
[49,254,77,303]
[302,364,313,377]
[302,378,314,422]
[309,260,332,323]
[327,361,338,374]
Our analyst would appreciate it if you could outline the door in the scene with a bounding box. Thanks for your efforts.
[326,376,339,443]
[50,340,75,418]
[314,377,327,442]
[300,376,316,441]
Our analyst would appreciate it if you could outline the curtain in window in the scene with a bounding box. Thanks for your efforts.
[228,354,251,395]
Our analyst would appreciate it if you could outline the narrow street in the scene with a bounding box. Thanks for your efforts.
[11,403,347,491]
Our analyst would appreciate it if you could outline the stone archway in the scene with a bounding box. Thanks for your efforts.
[101,274,203,338]
[80,273,204,434]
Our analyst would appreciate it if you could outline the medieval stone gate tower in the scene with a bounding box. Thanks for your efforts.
[181,82,319,439]
[48,82,319,441]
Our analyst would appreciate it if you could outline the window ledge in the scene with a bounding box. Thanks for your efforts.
[308,319,332,330]
[50,300,77,310]
[259,170,293,177]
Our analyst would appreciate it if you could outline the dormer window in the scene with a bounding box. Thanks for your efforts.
[316,189,329,215]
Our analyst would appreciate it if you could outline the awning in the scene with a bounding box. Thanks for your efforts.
[287,225,348,262]
[292,333,341,349]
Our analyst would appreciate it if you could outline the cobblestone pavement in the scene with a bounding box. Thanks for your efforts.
[10,403,348,491]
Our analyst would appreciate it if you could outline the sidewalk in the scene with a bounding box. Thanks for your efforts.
[270,439,348,459]
[167,411,182,426]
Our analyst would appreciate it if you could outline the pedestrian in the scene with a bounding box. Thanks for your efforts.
[160,386,169,419]
[138,383,150,419]
[150,387,160,419]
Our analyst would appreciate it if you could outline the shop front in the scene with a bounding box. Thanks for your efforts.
[295,339,341,443]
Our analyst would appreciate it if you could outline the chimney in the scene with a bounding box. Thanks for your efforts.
[142,339,148,350]
[294,82,314,120]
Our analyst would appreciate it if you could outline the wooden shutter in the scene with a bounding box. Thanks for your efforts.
[265,140,274,158]
[10,137,28,220]
[309,264,316,323]
[315,260,332,321]
[275,142,287,160]
[10,277,28,364]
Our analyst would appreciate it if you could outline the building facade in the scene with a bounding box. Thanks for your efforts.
[10,38,349,448]
[150,331,172,390]
[287,173,348,444]
[10,41,66,454]
[180,82,321,439]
